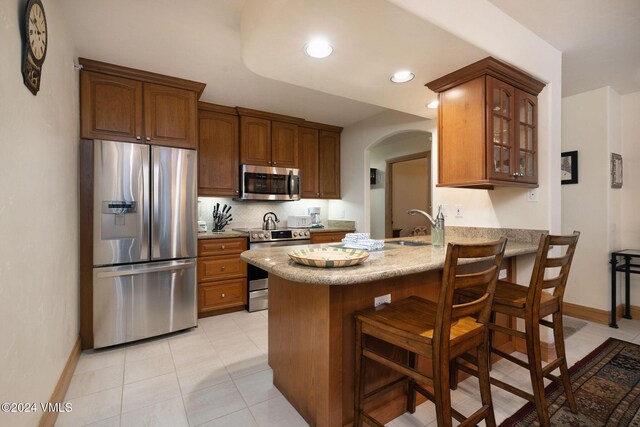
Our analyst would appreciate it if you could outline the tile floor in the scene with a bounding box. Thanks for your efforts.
[56,311,640,427]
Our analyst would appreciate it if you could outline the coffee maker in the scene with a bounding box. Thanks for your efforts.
[308,207,323,228]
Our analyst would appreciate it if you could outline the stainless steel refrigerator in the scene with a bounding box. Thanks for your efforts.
[92,140,197,348]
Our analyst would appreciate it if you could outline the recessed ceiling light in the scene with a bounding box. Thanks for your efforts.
[427,100,439,109]
[390,70,415,83]
[305,39,333,58]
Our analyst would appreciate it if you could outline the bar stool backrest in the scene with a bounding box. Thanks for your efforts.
[528,232,580,304]
[433,238,507,358]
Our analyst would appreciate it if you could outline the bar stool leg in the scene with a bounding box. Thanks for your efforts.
[354,320,365,427]
[552,312,577,413]
[407,351,417,413]
[525,315,550,427]
[433,356,453,427]
[477,338,496,427]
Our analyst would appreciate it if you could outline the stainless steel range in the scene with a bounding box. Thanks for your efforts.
[233,228,311,311]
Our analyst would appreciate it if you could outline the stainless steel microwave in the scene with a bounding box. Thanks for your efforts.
[239,164,301,201]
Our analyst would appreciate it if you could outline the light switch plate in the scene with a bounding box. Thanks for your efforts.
[455,204,464,218]
[527,188,538,202]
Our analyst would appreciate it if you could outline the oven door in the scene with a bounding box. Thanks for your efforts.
[240,164,300,201]
[247,239,310,312]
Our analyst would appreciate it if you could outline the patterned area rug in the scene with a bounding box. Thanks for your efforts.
[500,338,640,426]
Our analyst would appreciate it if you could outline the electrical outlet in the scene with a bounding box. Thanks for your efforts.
[527,188,538,202]
[455,204,464,218]
[499,269,507,280]
[374,294,391,307]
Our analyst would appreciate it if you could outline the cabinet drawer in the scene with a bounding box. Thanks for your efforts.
[198,238,247,256]
[310,232,347,244]
[198,279,246,312]
[198,255,246,282]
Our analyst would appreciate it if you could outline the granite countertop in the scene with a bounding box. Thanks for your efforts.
[198,227,355,239]
[240,235,539,285]
[308,227,356,234]
[198,231,248,239]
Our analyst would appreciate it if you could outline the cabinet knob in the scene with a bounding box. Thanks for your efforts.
[273,162,277,165]
[146,137,151,142]
[268,161,272,165]
[512,172,519,178]
[235,190,239,194]
[221,245,226,249]
[221,293,225,298]
[221,265,226,271]
[136,136,141,140]
[316,192,320,196]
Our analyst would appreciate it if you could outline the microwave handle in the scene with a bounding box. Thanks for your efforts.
[288,170,299,200]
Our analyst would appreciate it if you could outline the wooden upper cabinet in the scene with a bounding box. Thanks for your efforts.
[318,130,341,199]
[198,107,239,197]
[271,121,298,168]
[80,71,143,142]
[240,116,271,166]
[299,127,319,198]
[79,58,205,149]
[297,125,341,199]
[143,83,197,149]
[426,57,545,189]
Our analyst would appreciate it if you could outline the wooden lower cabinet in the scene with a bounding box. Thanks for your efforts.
[310,232,347,244]
[199,278,247,314]
[197,238,248,317]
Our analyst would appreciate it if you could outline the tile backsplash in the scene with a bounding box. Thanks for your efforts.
[198,197,331,230]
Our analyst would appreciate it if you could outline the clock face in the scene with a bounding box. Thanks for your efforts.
[27,1,47,62]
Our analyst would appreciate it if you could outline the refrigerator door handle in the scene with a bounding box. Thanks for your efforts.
[96,260,196,279]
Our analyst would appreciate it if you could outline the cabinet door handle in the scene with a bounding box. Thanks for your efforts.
[136,136,141,140]
[146,137,151,142]
[221,245,226,250]
[221,293,225,298]
[221,265,226,271]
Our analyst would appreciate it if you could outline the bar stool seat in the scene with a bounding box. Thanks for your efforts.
[354,238,507,427]
[488,281,560,316]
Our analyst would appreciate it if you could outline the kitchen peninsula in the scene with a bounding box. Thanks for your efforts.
[240,229,541,426]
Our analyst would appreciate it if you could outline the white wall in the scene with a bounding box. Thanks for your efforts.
[561,87,624,311]
[330,0,562,235]
[621,91,640,304]
[0,1,80,426]
[369,132,431,239]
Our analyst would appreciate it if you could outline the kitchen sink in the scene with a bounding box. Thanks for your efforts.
[386,241,431,246]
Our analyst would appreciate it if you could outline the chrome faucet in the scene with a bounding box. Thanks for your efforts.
[407,209,436,226]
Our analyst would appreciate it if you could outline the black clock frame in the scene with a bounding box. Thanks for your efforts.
[22,0,48,95]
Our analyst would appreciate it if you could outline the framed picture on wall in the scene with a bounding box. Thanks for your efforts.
[561,151,578,185]
[611,153,623,188]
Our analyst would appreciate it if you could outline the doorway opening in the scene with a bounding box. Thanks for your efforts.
[386,152,431,238]
[368,131,432,239]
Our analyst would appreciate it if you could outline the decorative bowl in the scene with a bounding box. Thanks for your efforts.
[288,247,369,268]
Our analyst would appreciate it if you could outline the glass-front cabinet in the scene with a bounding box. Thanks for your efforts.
[427,57,545,189]
[487,76,538,185]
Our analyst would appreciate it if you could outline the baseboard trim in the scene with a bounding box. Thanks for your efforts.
[563,301,640,325]
[39,336,81,427]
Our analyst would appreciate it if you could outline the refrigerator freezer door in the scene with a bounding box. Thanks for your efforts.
[152,146,197,260]
[92,259,197,348]
[93,140,150,266]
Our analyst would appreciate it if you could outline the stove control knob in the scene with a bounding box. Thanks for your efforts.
[259,233,265,239]
[293,231,298,237]
[252,233,258,239]
[304,231,310,237]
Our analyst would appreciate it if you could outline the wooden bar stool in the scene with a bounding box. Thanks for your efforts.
[353,238,507,427]
[454,232,580,427]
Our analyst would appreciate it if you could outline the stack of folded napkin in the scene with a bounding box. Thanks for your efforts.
[341,233,385,251]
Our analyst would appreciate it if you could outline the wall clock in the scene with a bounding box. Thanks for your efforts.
[22,0,48,95]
